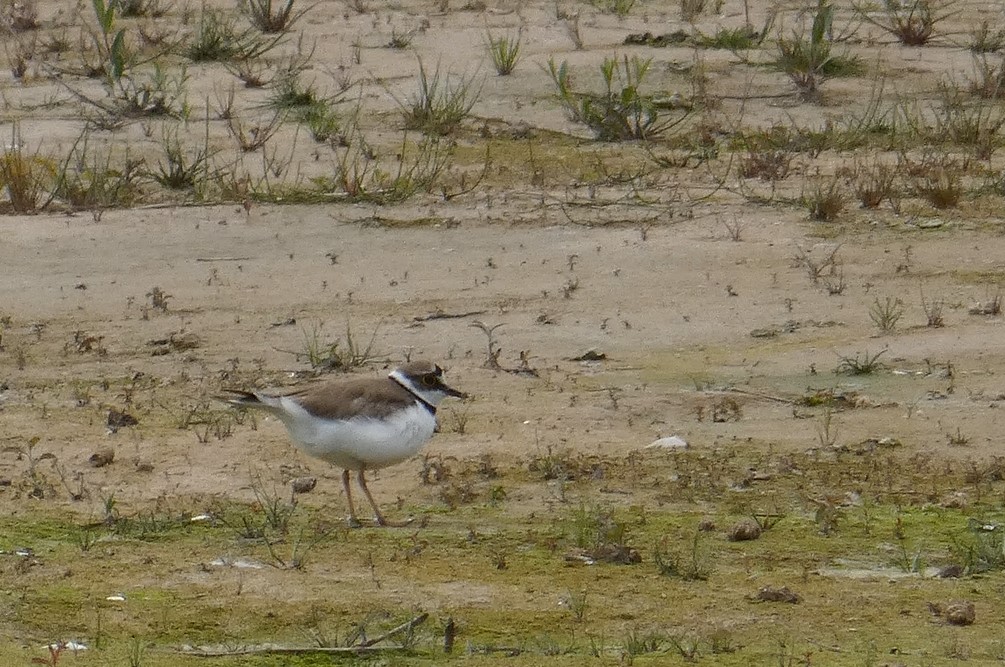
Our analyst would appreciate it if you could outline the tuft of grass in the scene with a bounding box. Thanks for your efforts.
[268,72,342,131]
[849,158,897,208]
[653,530,713,580]
[271,74,323,110]
[322,131,455,204]
[150,127,212,191]
[805,176,846,221]
[904,152,966,208]
[548,55,691,141]
[869,296,904,333]
[486,30,521,76]
[921,289,945,327]
[793,243,842,283]
[929,89,1005,159]
[1,0,38,32]
[679,0,711,22]
[240,0,307,34]
[0,135,56,213]
[387,27,416,49]
[399,59,481,136]
[226,113,285,152]
[967,54,1005,99]
[107,63,191,118]
[304,102,341,144]
[183,10,282,62]
[968,20,1005,53]
[739,149,791,181]
[836,349,887,374]
[774,0,862,101]
[112,0,169,18]
[52,132,143,210]
[951,522,1005,574]
[855,0,958,46]
[695,24,767,50]
[592,0,636,17]
[230,59,269,88]
[298,320,380,371]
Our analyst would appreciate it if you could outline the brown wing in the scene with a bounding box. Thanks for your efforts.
[288,377,419,420]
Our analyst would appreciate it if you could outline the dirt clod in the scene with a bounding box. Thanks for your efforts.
[751,586,801,603]
[944,600,976,626]
[88,448,115,468]
[728,519,763,542]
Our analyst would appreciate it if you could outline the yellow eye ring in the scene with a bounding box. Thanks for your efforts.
[422,374,437,386]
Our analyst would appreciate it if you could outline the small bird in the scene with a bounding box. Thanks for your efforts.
[225,361,466,527]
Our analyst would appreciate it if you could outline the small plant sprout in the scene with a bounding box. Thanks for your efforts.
[564,15,583,50]
[921,289,945,327]
[595,0,636,18]
[486,30,521,75]
[470,320,503,369]
[721,215,743,241]
[815,406,839,447]
[805,175,847,221]
[850,158,897,209]
[854,0,958,46]
[968,20,1005,53]
[240,0,308,34]
[387,27,416,49]
[547,55,691,141]
[774,0,862,100]
[0,132,56,213]
[296,320,380,371]
[654,530,714,580]
[399,59,481,135]
[869,296,904,333]
[836,349,887,374]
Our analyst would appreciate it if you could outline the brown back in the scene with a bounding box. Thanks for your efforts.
[289,377,418,420]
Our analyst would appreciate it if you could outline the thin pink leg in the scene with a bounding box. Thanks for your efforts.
[342,469,361,528]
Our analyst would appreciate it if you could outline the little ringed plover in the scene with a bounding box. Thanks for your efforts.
[225,361,465,527]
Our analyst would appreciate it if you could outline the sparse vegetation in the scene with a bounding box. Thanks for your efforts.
[0,135,56,213]
[4,1,1005,663]
[869,296,904,333]
[548,55,691,141]
[151,127,211,191]
[773,0,863,100]
[592,0,636,17]
[240,0,307,34]
[849,158,897,208]
[805,175,846,221]
[855,0,958,46]
[836,349,887,374]
[297,320,380,371]
[486,30,521,76]
[183,9,282,62]
[398,59,481,135]
[654,529,714,580]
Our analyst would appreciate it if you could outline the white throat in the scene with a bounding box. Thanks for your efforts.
[389,369,450,409]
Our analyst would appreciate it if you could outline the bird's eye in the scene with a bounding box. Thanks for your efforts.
[422,374,437,386]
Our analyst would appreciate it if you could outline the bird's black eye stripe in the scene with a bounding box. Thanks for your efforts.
[422,374,438,386]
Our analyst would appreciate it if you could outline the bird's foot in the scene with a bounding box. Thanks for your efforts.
[346,516,363,529]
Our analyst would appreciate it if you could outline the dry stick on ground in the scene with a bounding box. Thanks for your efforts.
[180,613,429,656]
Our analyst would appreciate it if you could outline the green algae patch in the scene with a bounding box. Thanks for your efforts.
[4,449,1005,666]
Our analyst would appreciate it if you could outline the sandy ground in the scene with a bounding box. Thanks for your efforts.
[2,200,1003,514]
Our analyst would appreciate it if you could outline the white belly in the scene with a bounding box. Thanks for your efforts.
[277,400,437,471]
